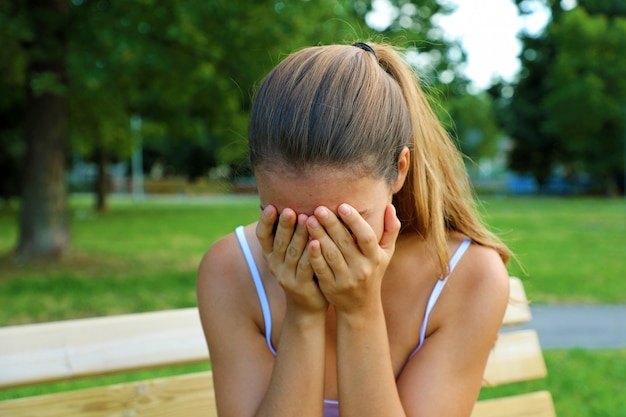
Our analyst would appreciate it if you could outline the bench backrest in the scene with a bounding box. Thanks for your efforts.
[472,277,556,417]
[0,277,555,417]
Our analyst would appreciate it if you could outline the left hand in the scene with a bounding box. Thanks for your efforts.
[256,206,328,314]
[305,203,401,315]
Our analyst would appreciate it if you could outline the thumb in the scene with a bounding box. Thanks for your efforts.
[379,204,401,252]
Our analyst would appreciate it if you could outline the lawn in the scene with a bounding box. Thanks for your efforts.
[1,194,625,415]
[479,348,626,416]
[1,195,624,326]
[478,197,626,303]
[0,194,260,324]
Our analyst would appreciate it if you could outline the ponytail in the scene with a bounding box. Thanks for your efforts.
[371,43,510,275]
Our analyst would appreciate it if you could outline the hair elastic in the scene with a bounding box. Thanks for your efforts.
[352,42,377,59]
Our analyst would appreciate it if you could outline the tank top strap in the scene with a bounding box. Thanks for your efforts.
[409,238,472,359]
[235,226,277,355]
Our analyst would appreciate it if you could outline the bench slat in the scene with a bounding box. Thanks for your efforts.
[0,278,532,390]
[0,308,208,389]
[472,391,556,417]
[1,277,554,417]
[483,330,547,387]
[0,372,218,417]
[502,277,532,326]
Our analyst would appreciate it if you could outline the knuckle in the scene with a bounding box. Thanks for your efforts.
[273,236,286,250]
[287,245,299,259]
[324,248,340,262]
[339,235,354,249]
[359,233,376,246]
[297,260,310,273]
[354,264,371,282]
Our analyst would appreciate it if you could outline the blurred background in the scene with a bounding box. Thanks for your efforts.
[0,0,626,257]
[1,0,625,259]
[0,0,625,413]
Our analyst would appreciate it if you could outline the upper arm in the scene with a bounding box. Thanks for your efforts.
[396,244,510,416]
[196,234,275,417]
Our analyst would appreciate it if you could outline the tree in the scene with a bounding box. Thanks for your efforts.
[16,0,71,258]
[446,92,504,163]
[2,0,372,259]
[501,32,562,187]
[542,7,626,193]
[504,0,626,194]
[1,0,466,260]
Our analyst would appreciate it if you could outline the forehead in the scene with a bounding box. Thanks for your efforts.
[255,168,389,216]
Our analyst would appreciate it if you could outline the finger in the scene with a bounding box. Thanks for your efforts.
[307,213,352,281]
[307,239,335,283]
[284,214,310,271]
[379,204,401,252]
[311,206,358,258]
[336,203,379,259]
[272,208,297,260]
[295,247,315,282]
[256,205,278,256]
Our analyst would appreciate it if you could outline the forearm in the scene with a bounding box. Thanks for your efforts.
[336,304,406,417]
[256,309,326,417]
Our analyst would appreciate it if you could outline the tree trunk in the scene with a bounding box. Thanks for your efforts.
[16,0,70,259]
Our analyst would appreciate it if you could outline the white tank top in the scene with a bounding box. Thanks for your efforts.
[234,226,471,416]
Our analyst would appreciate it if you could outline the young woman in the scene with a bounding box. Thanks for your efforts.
[197,41,511,417]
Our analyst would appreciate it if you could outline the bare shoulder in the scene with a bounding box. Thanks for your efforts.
[445,236,510,325]
[197,229,242,295]
[395,239,511,415]
[196,225,259,320]
[457,239,509,296]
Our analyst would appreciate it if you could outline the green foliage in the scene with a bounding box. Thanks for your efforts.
[446,92,504,160]
[503,1,626,193]
[543,7,626,188]
[0,0,475,176]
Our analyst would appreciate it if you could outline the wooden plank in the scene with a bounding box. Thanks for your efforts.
[0,309,209,389]
[502,277,532,326]
[0,277,530,389]
[482,330,547,387]
[0,372,218,417]
[471,391,556,417]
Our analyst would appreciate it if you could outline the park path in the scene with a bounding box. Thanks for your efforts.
[512,305,626,349]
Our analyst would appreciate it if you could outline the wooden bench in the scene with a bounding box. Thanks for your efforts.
[0,277,555,417]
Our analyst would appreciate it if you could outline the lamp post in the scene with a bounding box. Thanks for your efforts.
[131,114,144,200]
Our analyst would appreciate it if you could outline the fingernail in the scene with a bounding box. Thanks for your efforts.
[308,217,320,229]
[338,204,351,217]
[316,207,329,219]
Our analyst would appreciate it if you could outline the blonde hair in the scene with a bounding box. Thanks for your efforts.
[248,42,510,275]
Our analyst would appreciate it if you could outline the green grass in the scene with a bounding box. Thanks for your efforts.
[1,195,625,414]
[478,197,626,304]
[0,194,261,324]
[1,196,624,326]
[479,349,626,416]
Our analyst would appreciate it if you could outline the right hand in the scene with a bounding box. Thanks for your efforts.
[256,205,329,313]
